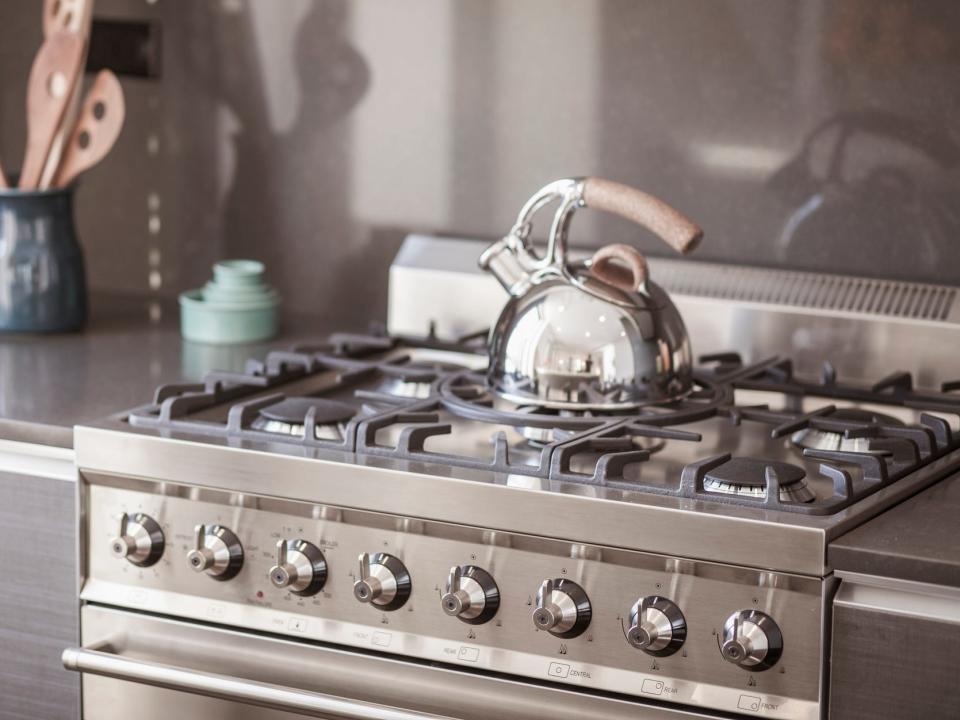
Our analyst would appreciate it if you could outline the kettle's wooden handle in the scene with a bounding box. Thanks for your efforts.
[582,177,703,255]
[590,243,649,291]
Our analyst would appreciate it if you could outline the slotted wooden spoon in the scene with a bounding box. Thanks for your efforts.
[44,0,90,35]
[53,69,125,188]
[39,0,94,189]
[19,31,85,190]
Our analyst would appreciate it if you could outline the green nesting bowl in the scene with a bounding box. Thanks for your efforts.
[179,260,280,345]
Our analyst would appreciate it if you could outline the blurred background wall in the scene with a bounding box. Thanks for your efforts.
[1,0,958,329]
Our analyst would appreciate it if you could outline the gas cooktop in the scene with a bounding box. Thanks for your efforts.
[123,332,960,520]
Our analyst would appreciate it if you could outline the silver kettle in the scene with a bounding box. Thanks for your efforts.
[479,177,703,411]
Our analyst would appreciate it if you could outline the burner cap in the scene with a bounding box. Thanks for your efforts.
[704,457,814,504]
[260,397,356,425]
[791,408,904,453]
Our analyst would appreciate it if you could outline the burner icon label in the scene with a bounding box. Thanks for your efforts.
[738,694,761,712]
[641,679,664,695]
[547,662,570,679]
[457,646,480,662]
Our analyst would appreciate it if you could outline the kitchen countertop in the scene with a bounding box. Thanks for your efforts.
[829,472,960,588]
[0,293,341,448]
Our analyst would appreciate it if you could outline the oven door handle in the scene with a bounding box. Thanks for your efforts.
[62,644,458,720]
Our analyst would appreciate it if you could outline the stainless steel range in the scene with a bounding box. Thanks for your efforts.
[64,186,960,720]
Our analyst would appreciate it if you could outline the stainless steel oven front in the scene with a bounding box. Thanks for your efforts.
[66,462,827,720]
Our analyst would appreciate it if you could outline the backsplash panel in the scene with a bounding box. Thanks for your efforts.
[1,0,957,327]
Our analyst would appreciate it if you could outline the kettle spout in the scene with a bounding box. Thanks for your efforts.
[479,236,533,297]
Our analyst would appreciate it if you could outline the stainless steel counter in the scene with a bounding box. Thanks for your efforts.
[0,293,338,447]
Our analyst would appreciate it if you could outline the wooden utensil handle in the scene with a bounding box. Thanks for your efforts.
[590,243,649,291]
[582,177,703,255]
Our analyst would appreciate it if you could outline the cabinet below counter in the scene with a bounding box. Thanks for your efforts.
[0,441,78,720]
[829,472,960,720]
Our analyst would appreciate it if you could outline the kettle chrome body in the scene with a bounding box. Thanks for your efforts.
[480,177,703,411]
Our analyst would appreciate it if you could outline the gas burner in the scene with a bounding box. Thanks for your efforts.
[354,357,472,400]
[703,458,815,504]
[251,397,357,441]
[790,408,904,453]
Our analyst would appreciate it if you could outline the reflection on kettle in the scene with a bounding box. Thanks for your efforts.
[770,111,960,277]
[479,177,702,411]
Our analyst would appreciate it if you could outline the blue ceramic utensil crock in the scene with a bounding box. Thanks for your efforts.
[0,183,87,332]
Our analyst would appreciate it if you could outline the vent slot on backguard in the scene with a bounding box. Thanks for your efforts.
[652,262,957,322]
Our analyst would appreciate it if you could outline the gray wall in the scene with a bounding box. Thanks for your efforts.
[1,0,958,329]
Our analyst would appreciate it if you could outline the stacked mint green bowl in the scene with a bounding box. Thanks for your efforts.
[179,260,280,344]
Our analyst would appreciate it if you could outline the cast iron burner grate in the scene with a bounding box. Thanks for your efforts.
[127,335,960,515]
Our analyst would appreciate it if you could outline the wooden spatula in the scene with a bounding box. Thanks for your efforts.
[53,70,125,188]
[19,31,85,190]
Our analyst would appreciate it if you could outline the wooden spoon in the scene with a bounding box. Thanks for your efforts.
[44,0,90,35]
[53,70,125,188]
[46,0,92,36]
[39,0,94,190]
[19,31,85,190]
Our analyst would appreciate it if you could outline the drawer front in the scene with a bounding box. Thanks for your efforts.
[830,577,960,720]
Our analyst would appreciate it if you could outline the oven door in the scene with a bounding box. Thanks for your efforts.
[67,605,713,720]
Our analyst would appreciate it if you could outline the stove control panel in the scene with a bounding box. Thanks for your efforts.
[83,481,823,720]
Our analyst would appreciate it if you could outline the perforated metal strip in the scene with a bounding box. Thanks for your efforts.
[650,260,958,323]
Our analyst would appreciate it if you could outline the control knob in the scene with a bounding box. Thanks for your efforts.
[626,596,686,656]
[720,610,783,671]
[268,539,327,596]
[186,524,244,580]
[353,552,411,611]
[110,512,164,567]
[532,578,591,639]
[440,565,499,624]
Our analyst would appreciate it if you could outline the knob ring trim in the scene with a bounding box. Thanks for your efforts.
[537,578,591,639]
[457,566,500,625]
[721,609,783,671]
[119,512,165,567]
[367,552,412,611]
[271,539,327,596]
[628,596,686,657]
[206,525,244,581]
